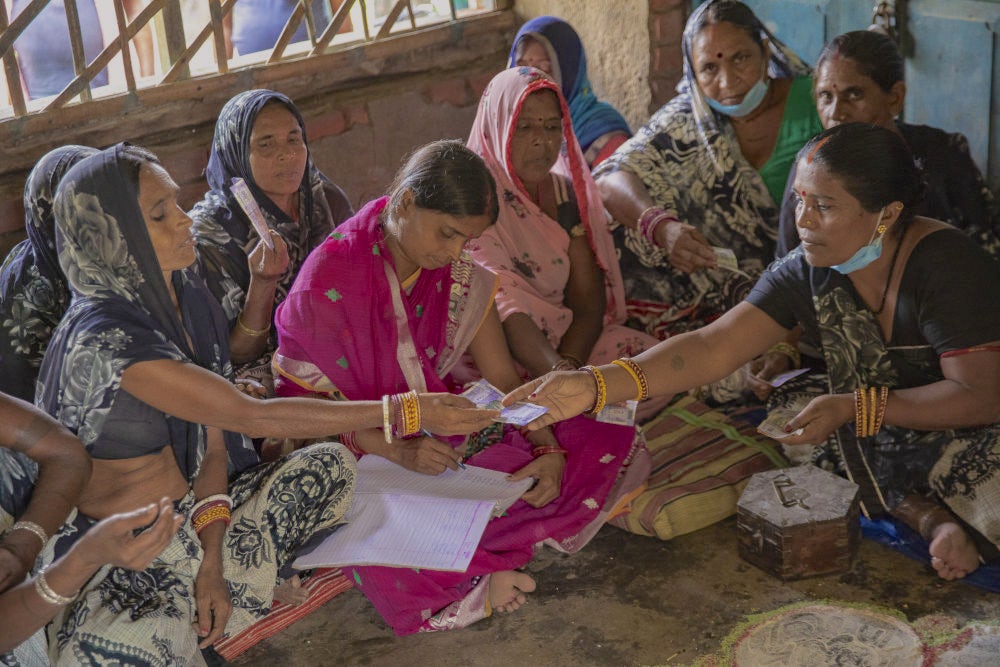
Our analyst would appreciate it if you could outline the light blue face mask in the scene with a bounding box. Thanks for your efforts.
[831,208,887,274]
[705,77,769,117]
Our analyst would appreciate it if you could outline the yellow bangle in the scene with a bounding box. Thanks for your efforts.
[768,342,800,369]
[611,358,649,401]
[236,314,270,337]
[580,365,607,414]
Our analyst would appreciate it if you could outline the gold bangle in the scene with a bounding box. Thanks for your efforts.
[34,567,77,606]
[873,386,889,434]
[236,314,270,338]
[580,365,607,414]
[767,342,800,369]
[611,358,649,401]
[8,520,47,547]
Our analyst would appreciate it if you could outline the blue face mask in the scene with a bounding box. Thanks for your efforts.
[705,77,769,117]
[831,208,887,274]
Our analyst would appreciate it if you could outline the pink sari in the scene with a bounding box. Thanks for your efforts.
[466,67,661,369]
[273,198,646,634]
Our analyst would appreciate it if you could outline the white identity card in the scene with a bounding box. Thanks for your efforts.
[460,378,548,426]
[766,367,811,388]
[230,177,274,250]
[595,400,638,426]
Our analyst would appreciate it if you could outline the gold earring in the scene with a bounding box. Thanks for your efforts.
[876,224,887,235]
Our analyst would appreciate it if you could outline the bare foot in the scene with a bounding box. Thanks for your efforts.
[273,575,310,606]
[929,521,980,580]
[489,570,536,614]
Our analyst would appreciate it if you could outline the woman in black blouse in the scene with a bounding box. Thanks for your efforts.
[507,123,1000,582]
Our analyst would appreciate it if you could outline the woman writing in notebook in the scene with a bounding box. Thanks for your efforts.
[274,140,648,634]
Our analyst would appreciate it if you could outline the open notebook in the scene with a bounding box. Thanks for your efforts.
[293,456,532,572]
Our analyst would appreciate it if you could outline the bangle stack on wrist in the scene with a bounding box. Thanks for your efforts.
[580,365,608,414]
[381,390,422,444]
[34,566,78,606]
[611,357,649,401]
[854,386,889,438]
[531,445,568,458]
[191,494,233,535]
[767,342,801,369]
[236,314,270,338]
[636,206,678,246]
[7,520,47,547]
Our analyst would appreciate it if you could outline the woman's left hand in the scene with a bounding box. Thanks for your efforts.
[745,351,793,402]
[247,231,289,282]
[508,454,565,508]
[192,561,232,648]
[781,393,855,446]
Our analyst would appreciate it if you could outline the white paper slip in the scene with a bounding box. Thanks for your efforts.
[230,177,274,250]
[460,378,548,426]
[712,247,740,272]
[767,367,811,388]
[595,400,637,426]
[292,456,532,572]
[756,396,813,440]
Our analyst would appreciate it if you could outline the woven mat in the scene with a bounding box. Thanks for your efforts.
[215,568,353,661]
[691,601,1000,666]
[610,395,783,540]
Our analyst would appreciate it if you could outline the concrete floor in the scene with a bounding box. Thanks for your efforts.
[235,517,1000,666]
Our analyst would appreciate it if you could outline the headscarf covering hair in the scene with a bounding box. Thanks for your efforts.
[38,143,257,479]
[0,145,98,401]
[191,88,340,322]
[508,16,631,153]
[466,66,626,326]
[680,0,811,172]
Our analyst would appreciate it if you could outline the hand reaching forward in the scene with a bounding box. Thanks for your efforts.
[75,497,182,570]
[502,371,596,431]
[419,393,499,435]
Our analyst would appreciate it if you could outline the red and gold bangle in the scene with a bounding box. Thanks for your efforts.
[868,386,878,437]
[873,386,889,435]
[854,387,865,439]
[340,431,364,457]
[580,365,607,415]
[193,505,231,534]
[531,446,568,458]
[611,358,649,401]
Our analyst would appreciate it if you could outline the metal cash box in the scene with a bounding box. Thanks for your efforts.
[736,466,860,581]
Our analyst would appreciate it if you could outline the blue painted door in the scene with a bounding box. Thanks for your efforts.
[695,0,1000,186]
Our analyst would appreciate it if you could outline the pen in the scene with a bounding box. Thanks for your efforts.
[422,429,465,469]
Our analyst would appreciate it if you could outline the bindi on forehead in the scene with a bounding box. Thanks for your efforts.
[717,52,723,58]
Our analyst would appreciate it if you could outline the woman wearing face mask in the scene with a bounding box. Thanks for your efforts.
[775,29,1000,260]
[593,0,821,397]
[510,123,1000,583]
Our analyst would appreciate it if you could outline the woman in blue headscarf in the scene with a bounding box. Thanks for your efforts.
[190,89,353,395]
[509,16,631,167]
[0,145,98,402]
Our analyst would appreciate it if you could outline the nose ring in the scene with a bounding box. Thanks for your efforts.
[801,219,814,229]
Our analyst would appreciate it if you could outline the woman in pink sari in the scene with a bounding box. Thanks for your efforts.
[466,67,668,419]
[273,140,648,634]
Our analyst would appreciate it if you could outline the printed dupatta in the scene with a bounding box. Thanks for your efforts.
[508,16,631,153]
[190,89,340,324]
[0,145,97,401]
[36,144,258,480]
[273,197,496,405]
[466,66,626,339]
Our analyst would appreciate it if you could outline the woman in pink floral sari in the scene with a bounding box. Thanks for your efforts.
[273,141,648,634]
[466,67,668,420]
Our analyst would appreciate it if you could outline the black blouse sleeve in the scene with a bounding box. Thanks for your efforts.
[900,228,1000,352]
[745,249,813,331]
